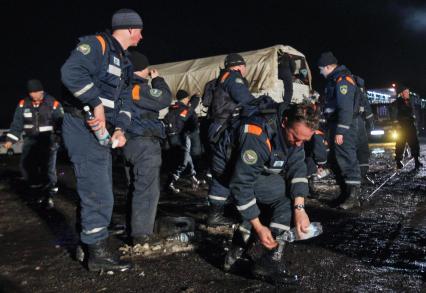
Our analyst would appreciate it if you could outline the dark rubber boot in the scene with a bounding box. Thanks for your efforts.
[206,205,234,227]
[339,185,361,210]
[87,239,132,272]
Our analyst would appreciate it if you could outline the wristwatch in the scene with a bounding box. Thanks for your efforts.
[294,204,305,211]
[114,127,124,134]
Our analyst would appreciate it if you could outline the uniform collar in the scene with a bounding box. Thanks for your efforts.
[328,65,351,80]
[133,75,148,84]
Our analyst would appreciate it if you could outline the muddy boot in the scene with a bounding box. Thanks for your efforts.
[396,160,403,170]
[87,239,132,272]
[339,185,361,210]
[206,205,234,227]
[250,241,298,285]
[414,157,423,170]
[224,226,251,271]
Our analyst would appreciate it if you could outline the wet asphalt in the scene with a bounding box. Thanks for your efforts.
[0,140,425,293]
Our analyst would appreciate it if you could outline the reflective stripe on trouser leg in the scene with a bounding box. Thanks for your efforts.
[62,114,113,245]
[334,124,361,186]
[208,176,230,206]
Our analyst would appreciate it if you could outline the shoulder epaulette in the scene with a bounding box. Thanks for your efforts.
[132,84,141,101]
[95,35,106,55]
[180,109,189,118]
[337,75,356,86]
[220,72,231,83]
[243,124,272,152]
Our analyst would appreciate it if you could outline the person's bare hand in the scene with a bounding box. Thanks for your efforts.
[335,134,344,145]
[111,129,126,148]
[150,69,159,79]
[87,104,106,134]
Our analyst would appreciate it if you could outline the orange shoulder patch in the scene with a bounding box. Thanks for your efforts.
[180,109,189,117]
[220,72,230,83]
[95,35,106,55]
[53,100,59,109]
[244,124,263,136]
[345,76,356,86]
[132,85,141,101]
[19,99,25,107]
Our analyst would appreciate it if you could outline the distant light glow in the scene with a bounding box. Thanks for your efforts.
[391,130,398,140]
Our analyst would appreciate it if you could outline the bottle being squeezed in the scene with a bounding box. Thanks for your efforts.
[83,105,111,146]
[279,222,323,243]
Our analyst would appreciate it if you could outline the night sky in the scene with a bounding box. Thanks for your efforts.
[1,0,425,127]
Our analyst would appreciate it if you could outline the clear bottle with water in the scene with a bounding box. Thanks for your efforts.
[167,232,195,243]
[280,222,323,243]
[83,106,111,146]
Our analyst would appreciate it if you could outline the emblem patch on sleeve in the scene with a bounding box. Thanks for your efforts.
[150,89,162,97]
[235,78,244,84]
[242,149,258,165]
[77,44,91,55]
[339,85,348,95]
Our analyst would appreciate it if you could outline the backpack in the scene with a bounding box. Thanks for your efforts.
[211,95,278,176]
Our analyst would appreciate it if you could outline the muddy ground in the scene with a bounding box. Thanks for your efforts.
[0,141,425,293]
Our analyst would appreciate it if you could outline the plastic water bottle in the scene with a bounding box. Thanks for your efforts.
[280,222,323,243]
[317,168,331,179]
[167,232,195,243]
[83,106,111,146]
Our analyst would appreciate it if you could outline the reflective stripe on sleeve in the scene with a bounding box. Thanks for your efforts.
[74,82,94,97]
[236,198,256,211]
[23,124,33,129]
[7,133,19,141]
[270,222,290,231]
[119,110,131,119]
[99,97,115,108]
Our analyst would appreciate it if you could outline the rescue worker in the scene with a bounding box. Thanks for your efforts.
[3,79,63,208]
[318,52,361,210]
[278,53,296,108]
[305,131,328,197]
[123,51,172,245]
[60,9,143,271]
[356,77,375,185]
[394,85,423,170]
[207,53,256,226]
[167,90,202,193]
[224,103,318,284]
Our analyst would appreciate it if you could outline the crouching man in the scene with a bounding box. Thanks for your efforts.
[225,103,319,284]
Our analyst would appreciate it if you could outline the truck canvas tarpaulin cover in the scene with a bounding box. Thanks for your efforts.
[153,45,312,116]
